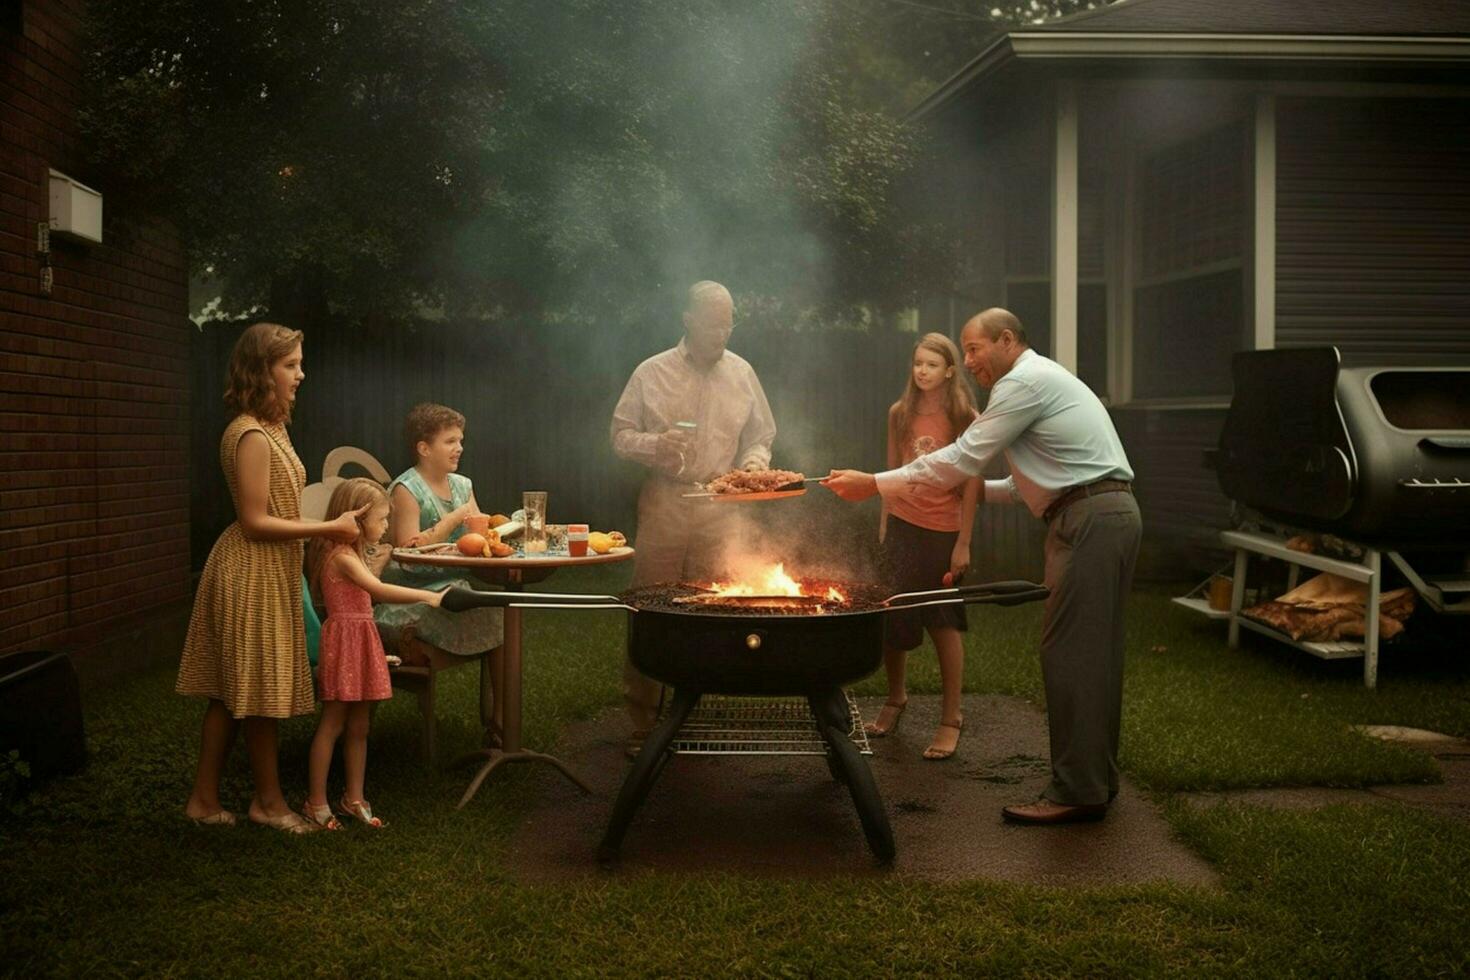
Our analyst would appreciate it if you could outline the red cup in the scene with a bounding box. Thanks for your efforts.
[464,514,490,536]
[568,523,589,557]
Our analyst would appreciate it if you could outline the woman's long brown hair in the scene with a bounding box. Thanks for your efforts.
[306,478,389,609]
[891,332,977,454]
[223,322,303,423]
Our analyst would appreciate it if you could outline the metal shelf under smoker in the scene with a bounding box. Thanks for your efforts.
[657,692,873,756]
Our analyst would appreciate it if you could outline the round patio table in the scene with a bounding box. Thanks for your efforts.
[393,546,634,808]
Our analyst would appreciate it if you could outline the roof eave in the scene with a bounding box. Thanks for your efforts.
[908,34,1018,122]
[908,33,1470,121]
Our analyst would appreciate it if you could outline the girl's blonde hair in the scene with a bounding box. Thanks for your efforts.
[224,321,304,424]
[306,477,389,608]
[892,332,977,453]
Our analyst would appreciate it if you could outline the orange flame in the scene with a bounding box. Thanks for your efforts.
[702,563,848,603]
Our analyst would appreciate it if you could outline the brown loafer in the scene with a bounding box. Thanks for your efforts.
[1001,799,1107,825]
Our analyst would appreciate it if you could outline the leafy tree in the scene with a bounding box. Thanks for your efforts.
[82,0,502,325]
[824,0,1102,114]
[82,0,1102,328]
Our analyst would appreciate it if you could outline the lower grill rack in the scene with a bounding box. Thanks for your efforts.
[659,692,873,756]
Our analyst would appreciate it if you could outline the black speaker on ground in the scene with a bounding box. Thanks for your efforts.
[0,650,87,784]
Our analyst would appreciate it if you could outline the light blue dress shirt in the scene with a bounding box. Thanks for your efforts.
[874,349,1133,518]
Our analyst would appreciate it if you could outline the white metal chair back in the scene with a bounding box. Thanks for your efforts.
[301,446,392,520]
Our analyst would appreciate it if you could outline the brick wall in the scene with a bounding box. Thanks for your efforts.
[1,1,192,657]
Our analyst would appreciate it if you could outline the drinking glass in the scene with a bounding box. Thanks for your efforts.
[522,491,548,553]
[673,420,698,479]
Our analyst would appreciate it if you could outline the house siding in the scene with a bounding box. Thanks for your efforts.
[1112,407,1232,578]
[1,2,193,659]
[1276,96,1470,364]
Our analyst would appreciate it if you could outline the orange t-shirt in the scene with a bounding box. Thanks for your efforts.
[888,411,967,532]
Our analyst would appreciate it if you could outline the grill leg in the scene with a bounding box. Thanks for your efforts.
[808,688,895,864]
[825,751,848,784]
[598,687,701,863]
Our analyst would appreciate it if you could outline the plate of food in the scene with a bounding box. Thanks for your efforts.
[682,468,812,502]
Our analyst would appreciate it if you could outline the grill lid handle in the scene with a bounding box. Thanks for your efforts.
[1420,436,1470,451]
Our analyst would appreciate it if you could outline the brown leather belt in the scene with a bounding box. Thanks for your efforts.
[1043,479,1132,524]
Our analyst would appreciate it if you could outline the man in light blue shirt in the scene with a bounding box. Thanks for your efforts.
[825,308,1141,825]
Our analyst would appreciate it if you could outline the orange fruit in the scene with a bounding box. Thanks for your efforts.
[488,513,510,527]
[457,533,488,557]
[490,542,514,557]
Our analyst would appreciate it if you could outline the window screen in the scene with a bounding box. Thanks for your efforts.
[1133,121,1248,399]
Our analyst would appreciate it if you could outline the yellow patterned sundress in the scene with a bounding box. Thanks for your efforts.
[176,414,314,718]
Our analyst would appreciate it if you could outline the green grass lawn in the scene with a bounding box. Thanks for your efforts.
[4,569,1470,976]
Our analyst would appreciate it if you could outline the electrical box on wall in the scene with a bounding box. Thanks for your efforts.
[48,169,103,244]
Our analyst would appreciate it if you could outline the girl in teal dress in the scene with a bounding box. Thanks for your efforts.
[376,404,503,657]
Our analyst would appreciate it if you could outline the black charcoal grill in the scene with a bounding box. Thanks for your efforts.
[444,578,1047,863]
[1212,347,1470,546]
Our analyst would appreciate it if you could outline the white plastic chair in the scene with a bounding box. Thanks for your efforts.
[300,446,392,520]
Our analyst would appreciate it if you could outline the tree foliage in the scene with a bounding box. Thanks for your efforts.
[82,0,1101,328]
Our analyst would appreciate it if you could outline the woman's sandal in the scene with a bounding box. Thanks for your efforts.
[923,718,965,761]
[864,700,908,738]
[300,800,343,831]
[248,807,319,834]
[338,796,386,828]
[187,808,237,827]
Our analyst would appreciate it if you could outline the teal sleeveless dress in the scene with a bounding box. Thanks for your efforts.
[374,468,504,655]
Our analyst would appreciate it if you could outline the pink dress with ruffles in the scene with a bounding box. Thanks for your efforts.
[317,546,393,702]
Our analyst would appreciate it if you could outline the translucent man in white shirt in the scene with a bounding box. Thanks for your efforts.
[610,281,778,738]
[825,308,1141,825]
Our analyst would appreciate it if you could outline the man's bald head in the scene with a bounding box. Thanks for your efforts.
[959,307,1028,389]
[968,307,1028,346]
[686,280,731,313]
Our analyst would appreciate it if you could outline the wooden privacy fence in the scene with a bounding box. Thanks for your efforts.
[190,319,1045,582]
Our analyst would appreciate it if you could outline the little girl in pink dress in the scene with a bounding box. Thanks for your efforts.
[303,478,446,829]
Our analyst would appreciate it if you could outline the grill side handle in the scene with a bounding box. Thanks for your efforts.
[440,587,634,613]
[885,581,1049,609]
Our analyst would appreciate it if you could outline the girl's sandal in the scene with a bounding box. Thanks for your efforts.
[923,718,965,761]
[301,800,343,831]
[624,728,652,760]
[338,797,386,828]
[864,700,907,738]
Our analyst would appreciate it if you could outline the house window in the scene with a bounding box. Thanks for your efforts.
[1001,166,1109,398]
[1132,121,1247,400]
[1004,168,1049,278]
[1078,164,1108,398]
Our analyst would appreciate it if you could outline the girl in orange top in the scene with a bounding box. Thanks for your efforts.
[867,332,980,760]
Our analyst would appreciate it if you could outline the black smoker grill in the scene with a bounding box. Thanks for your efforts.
[1214,347,1470,546]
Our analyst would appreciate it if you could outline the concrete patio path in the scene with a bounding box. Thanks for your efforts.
[504,693,1221,887]
[1178,727,1470,823]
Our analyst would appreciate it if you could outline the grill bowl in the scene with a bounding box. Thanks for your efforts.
[623,583,887,695]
